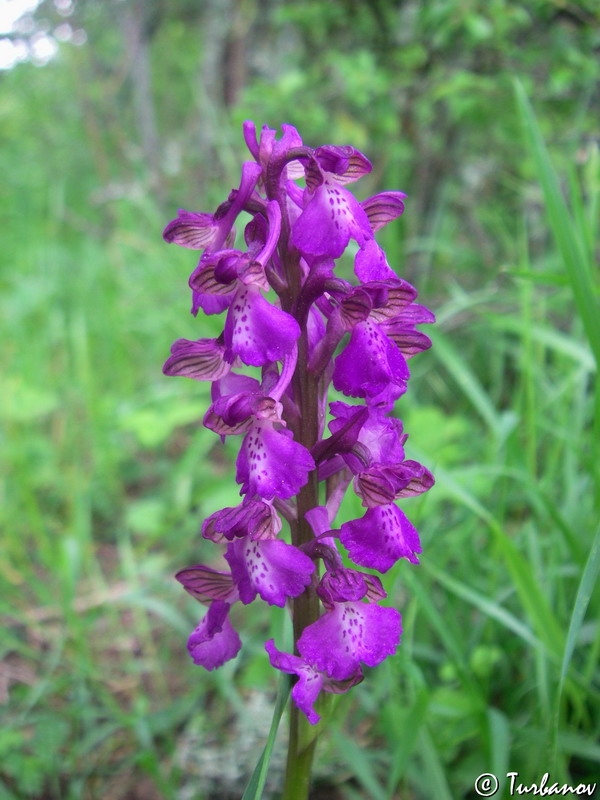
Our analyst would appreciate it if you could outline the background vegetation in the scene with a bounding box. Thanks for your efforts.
[1,1,599,798]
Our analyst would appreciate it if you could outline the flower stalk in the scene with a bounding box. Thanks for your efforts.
[163,122,434,796]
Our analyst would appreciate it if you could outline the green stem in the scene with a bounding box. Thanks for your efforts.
[274,180,322,799]
[281,334,321,799]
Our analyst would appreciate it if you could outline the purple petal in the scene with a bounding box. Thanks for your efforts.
[175,565,238,604]
[212,372,261,401]
[163,337,230,381]
[314,145,372,184]
[317,568,369,606]
[333,321,409,399]
[252,201,281,268]
[191,289,232,317]
[236,422,315,500]
[337,290,374,330]
[382,325,433,357]
[354,464,399,506]
[355,460,433,505]
[317,568,387,608]
[297,602,402,680]
[367,280,418,320]
[187,601,242,670]
[202,498,282,542]
[204,392,282,436]
[243,120,260,161]
[355,239,397,283]
[271,123,303,161]
[225,538,315,607]
[392,460,436,497]
[265,640,324,725]
[223,286,301,367]
[340,504,421,572]
[312,405,369,465]
[329,402,406,465]
[188,259,237,316]
[265,639,363,725]
[163,210,217,249]
[292,183,372,258]
[361,191,407,232]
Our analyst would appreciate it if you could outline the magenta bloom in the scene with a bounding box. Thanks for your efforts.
[187,601,242,670]
[164,122,434,723]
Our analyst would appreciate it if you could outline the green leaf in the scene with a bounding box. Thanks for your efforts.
[241,675,290,800]
[416,727,454,800]
[550,523,600,766]
[423,562,546,654]
[514,79,600,368]
[429,330,501,435]
[386,689,430,798]
[436,469,565,659]
[335,732,388,800]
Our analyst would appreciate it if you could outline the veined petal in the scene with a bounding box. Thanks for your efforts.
[175,565,238,604]
[392,460,435,497]
[189,258,239,295]
[225,538,315,607]
[383,326,433,356]
[367,280,418,320]
[202,498,282,543]
[187,601,242,670]
[354,464,399,506]
[163,210,217,249]
[340,503,421,572]
[314,145,372,184]
[204,392,282,436]
[163,337,230,381]
[297,601,402,680]
[361,191,407,232]
[317,568,386,608]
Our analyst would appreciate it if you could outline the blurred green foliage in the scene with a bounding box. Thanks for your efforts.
[1,1,599,798]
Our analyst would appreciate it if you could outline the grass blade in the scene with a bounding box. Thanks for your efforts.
[514,79,600,368]
[335,732,388,800]
[429,329,501,435]
[550,523,600,766]
[241,675,290,800]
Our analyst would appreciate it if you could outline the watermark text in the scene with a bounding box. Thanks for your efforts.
[474,772,597,797]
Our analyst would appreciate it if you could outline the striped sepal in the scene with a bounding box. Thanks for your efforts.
[175,565,237,604]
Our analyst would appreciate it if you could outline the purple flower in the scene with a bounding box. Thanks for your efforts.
[163,336,231,381]
[202,498,282,542]
[225,538,315,607]
[265,639,363,725]
[339,504,422,572]
[223,285,301,367]
[187,601,242,670]
[236,422,315,500]
[297,601,402,681]
[333,319,410,399]
[165,121,434,725]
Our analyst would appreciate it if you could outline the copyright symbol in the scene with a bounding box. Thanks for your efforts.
[474,773,499,797]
